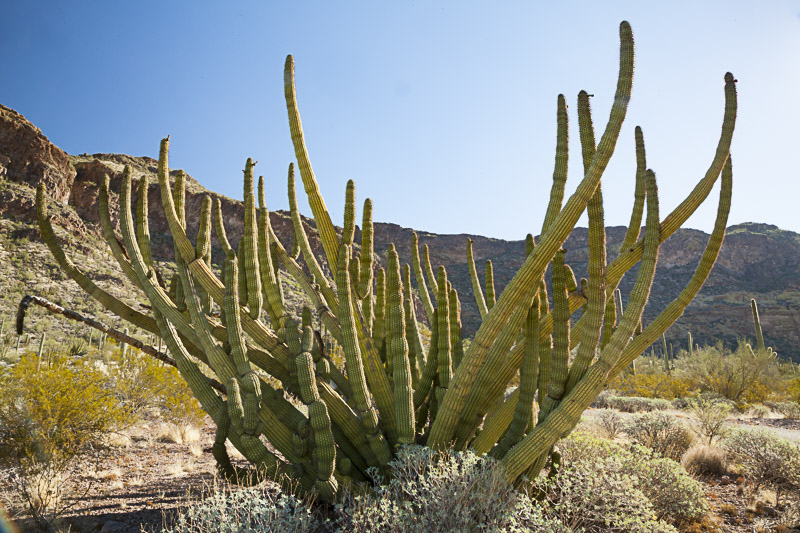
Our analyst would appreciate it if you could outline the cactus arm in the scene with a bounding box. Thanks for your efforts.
[564,90,607,394]
[373,268,387,361]
[541,93,569,234]
[97,175,144,289]
[422,244,439,301]
[387,247,415,444]
[335,243,392,465]
[619,126,647,252]
[467,239,489,319]
[342,180,356,246]
[257,176,286,330]
[751,298,766,353]
[411,233,435,324]
[485,260,496,310]
[490,302,540,458]
[607,73,736,290]
[414,315,439,409]
[610,158,732,378]
[435,267,452,407]
[449,288,464,368]
[357,199,374,299]
[284,55,340,271]
[428,22,634,449]
[195,196,213,314]
[471,388,518,455]
[135,174,154,268]
[241,159,264,320]
[213,197,234,255]
[36,183,158,333]
[537,250,570,422]
[502,163,662,484]
[402,264,424,385]
[286,163,339,311]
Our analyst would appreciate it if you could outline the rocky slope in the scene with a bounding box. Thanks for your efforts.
[1,103,798,362]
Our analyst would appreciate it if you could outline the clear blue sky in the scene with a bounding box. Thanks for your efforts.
[2,1,799,240]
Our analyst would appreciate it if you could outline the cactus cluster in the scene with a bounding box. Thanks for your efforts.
[35,21,738,498]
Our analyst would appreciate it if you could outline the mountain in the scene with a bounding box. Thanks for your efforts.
[1,103,798,362]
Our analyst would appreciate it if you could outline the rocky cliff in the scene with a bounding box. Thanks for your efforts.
[1,104,798,362]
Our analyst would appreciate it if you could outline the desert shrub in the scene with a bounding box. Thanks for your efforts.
[533,462,677,533]
[687,398,731,444]
[678,340,779,403]
[770,401,800,419]
[605,395,672,413]
[593,408,625,439]
[0,353,133,462]
[615,372,692,400]
[682,445,728,476]
[591,389,614,408]
[722,427,800,502]
[625,411,694,461]
[107,348,206,427]
[557,433,709,526]
[746,404,771,418]
[337,445,562,532]
[0,353,134,527]
[788,378,800,404]
[163,485,321,533]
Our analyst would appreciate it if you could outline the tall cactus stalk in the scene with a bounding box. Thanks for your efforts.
[34,21,737,500]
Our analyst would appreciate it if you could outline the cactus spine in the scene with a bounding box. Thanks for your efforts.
[34,21,737,500]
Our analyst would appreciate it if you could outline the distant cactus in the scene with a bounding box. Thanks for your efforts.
[34,21,737,498]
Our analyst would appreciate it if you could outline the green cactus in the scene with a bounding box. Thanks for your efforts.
[751,298,766,353]
[33,21,738,500]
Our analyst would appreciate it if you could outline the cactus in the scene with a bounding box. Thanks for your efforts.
[34,21,737,499]
[751,298,766,353]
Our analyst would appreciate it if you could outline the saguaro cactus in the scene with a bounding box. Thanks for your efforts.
[34,21,737,499]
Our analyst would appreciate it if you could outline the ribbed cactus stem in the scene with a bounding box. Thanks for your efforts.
[335,244,391,465]
[373,268,387,361]
[751,298,766,353]
[435,267,452,405]
[196,196,213,314]
[284,55,340,271]
[257,176,285,330]
[467,239,488,319]
[357,199,374,300]
[537,251,570,422]
[213,197,233,255]
[342,180,355,246]
[423,244,438,302]
[386,246,415,444]
[242,159,263,320]
[688,331,694,357]
[485,260,496,310]
[136,175,153,268]
[402,264,424,386]
[411,232,435,323]
[449,288,464,368]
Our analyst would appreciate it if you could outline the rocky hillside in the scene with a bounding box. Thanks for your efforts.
[1,103,798,362]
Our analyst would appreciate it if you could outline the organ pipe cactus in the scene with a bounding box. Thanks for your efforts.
[35,21,737,499]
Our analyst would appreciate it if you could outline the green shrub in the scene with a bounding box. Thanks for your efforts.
[557,433,709,526]
[722,427,800,502]
[687,398,731,445]
[593,408,626,439]
[746,404,771,418]
[164,485,321,533]
[107,348,206,427]
[533,462,678,533]
[336,445,560,532]
[0,354,134,462]
[603,395,672,413]
[770,401,800,419]
[625,411,694,461]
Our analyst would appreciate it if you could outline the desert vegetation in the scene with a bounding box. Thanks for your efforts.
[1,17,799,533]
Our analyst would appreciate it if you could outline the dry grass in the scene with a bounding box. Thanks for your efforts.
[683,445,728,477]
[154,423,201,445]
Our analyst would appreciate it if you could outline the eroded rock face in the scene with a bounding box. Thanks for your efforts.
[0,104,76,204]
